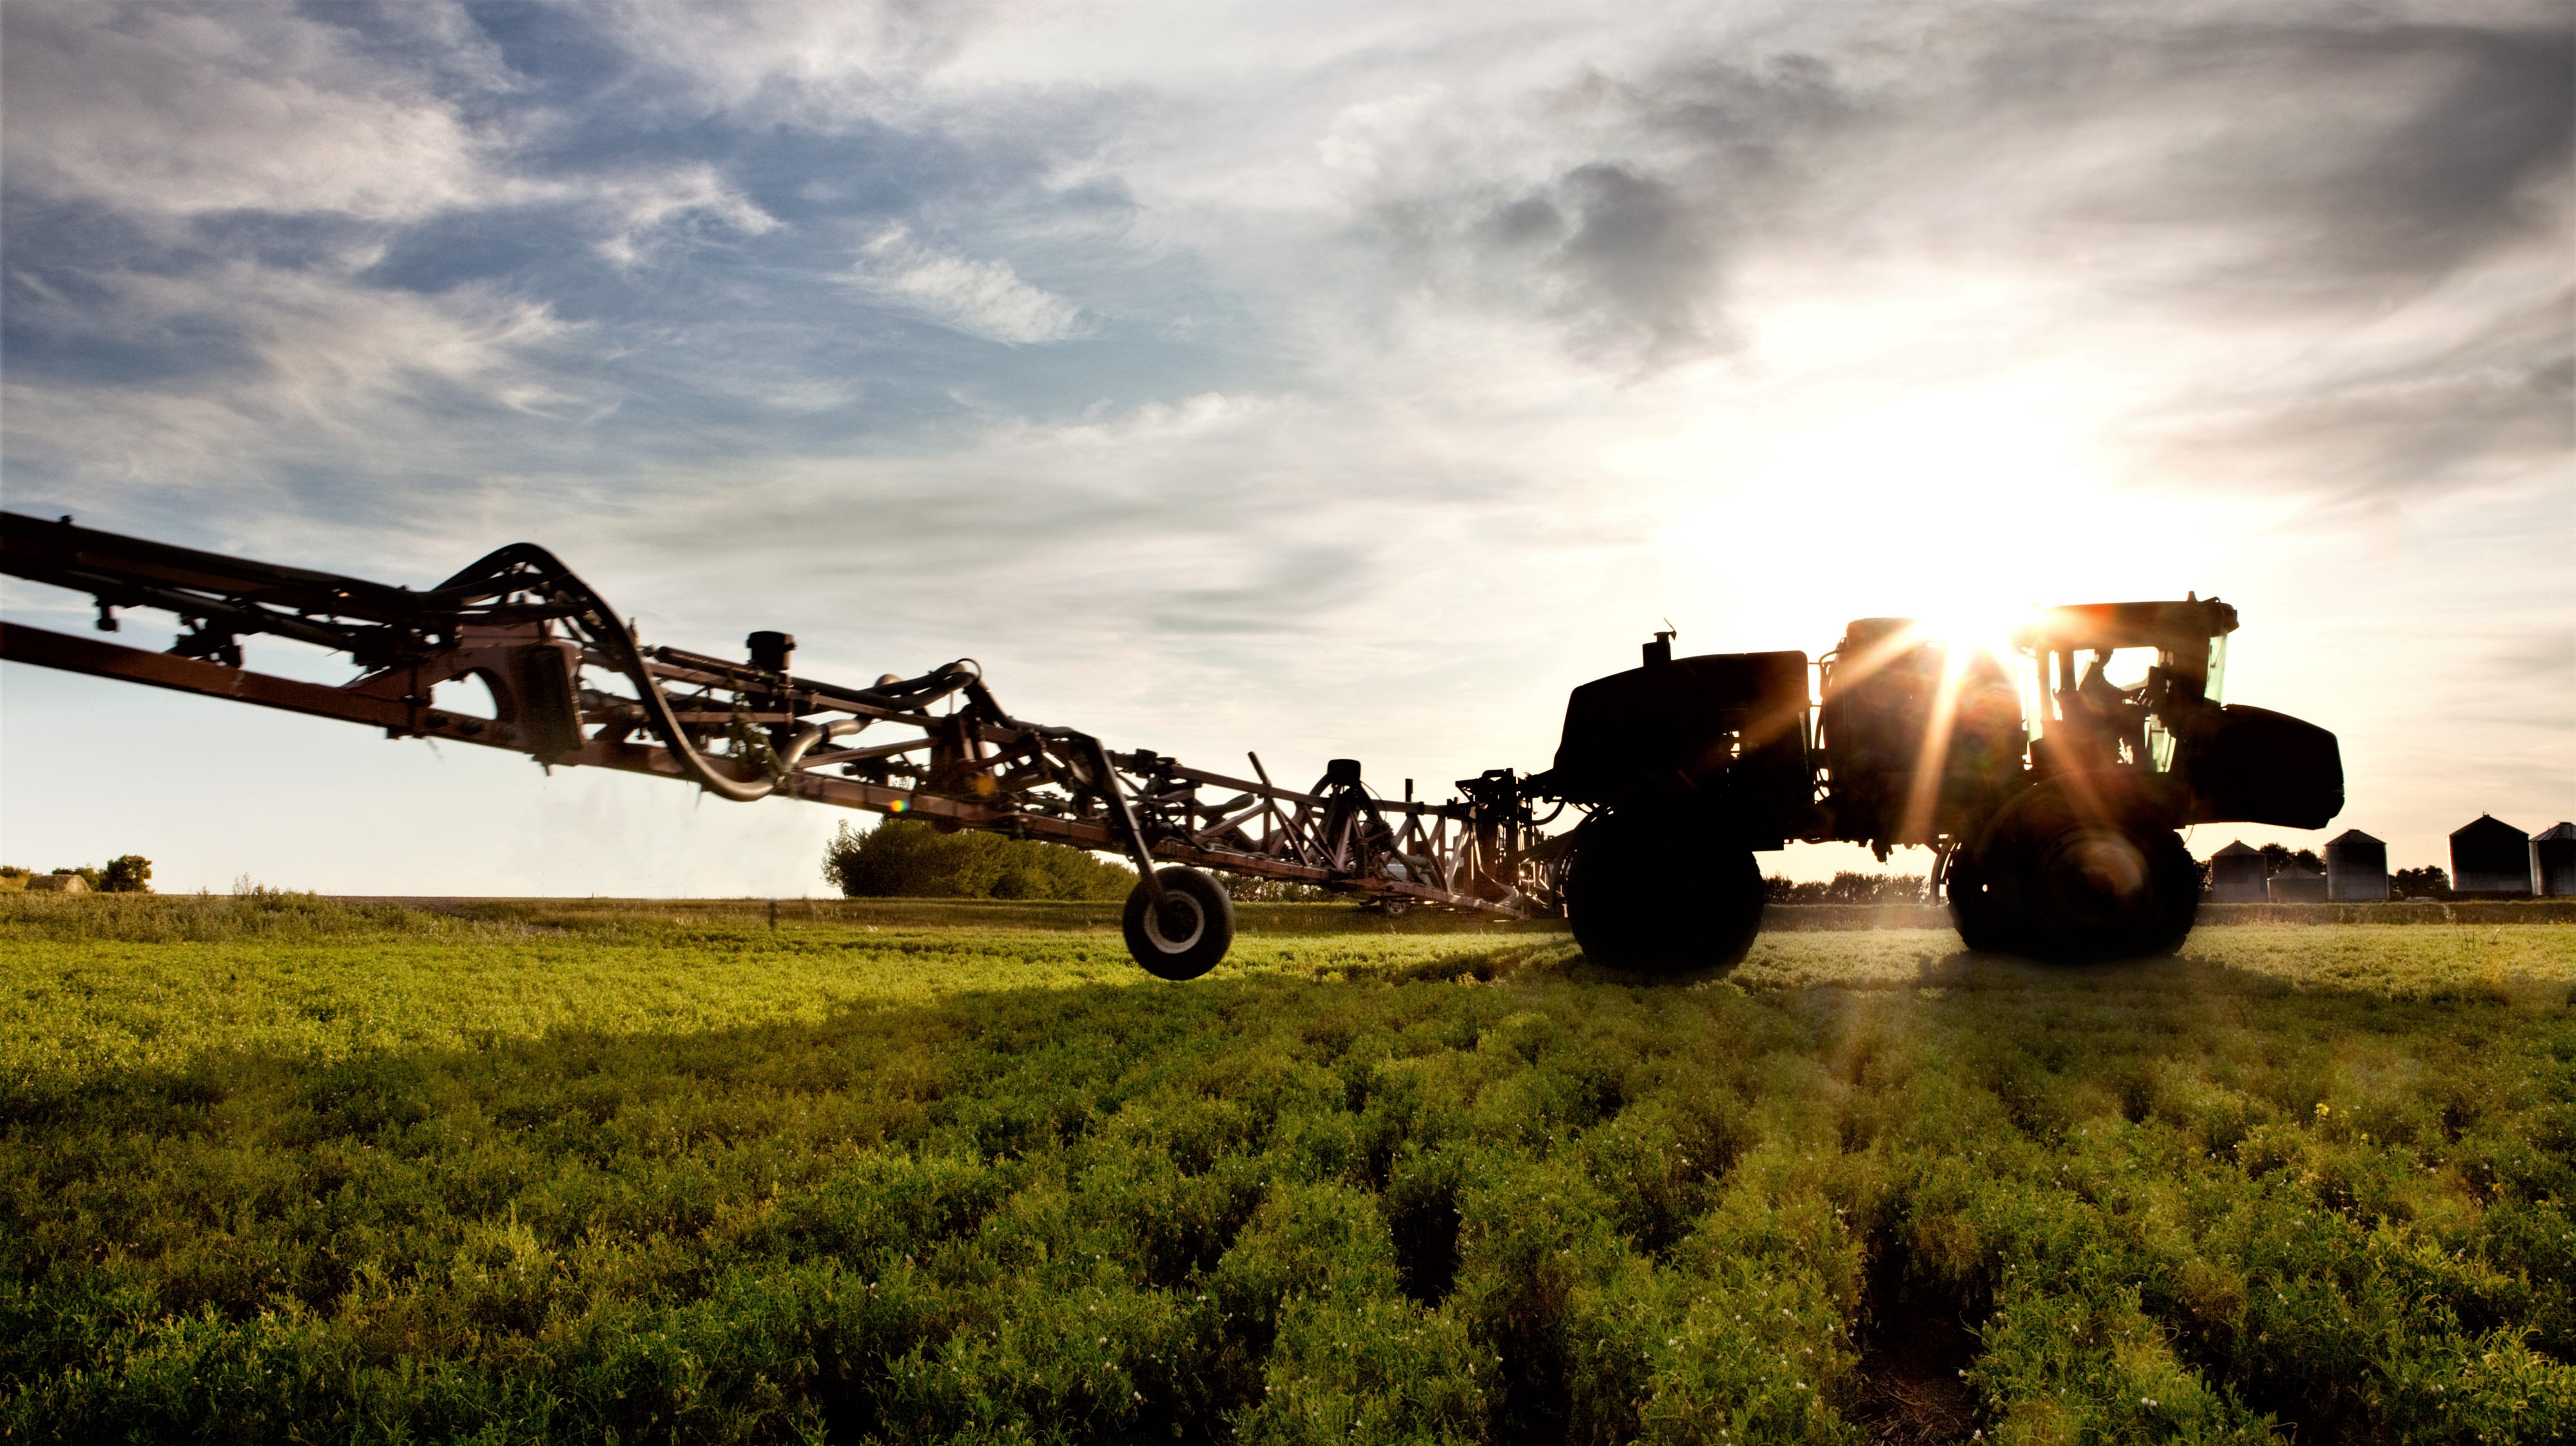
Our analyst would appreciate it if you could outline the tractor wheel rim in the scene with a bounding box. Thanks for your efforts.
[1147,895,1205,951]
[2044,831,2150,925]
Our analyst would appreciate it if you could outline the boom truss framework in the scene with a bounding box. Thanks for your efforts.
[0,513,1564,925]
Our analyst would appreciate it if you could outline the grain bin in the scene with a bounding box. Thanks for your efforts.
[2207,841,2267,902]
[2450,814,2533,897]
[2267,868,2327,903]
[2325,829,2388,903]
[2533,822,2576,898]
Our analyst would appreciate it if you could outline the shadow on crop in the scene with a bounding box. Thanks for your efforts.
[1851,1225,1986,1445]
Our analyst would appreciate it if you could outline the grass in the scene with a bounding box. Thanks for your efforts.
[1,894,2571,1444]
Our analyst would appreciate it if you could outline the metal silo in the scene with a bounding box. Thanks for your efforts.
[2325,829,2388,902]
[2207,841,2267,902]
[2267,867,2327,903]
[2533,822,2576,898]
[2450,815,2533,897]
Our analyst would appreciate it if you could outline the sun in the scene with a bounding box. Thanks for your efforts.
[1912,600,2033,672]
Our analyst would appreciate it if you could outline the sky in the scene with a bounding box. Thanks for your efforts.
[1,0,2569,895]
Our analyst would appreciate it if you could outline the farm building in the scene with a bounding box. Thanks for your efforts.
[2325,830,2387,902]
[2267,868,2327,903]
[2450,814,2533,897]
[2207,841,2267,902]
[2535,822,2576,898]
[24,873,88,893]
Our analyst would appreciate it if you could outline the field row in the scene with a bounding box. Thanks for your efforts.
[1,897,2570,1443]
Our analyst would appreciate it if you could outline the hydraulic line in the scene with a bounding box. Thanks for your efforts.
[420,542,958,803]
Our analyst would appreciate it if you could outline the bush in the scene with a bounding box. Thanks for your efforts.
[1761,872,1931,905]
[2392,866,2452,901]
[1224,877,1335,903]
[11,858,155,894]
[822,819,1137,900]
[2258,843,2323,877]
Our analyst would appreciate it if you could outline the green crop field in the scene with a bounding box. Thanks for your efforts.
[3,895,2571,1444]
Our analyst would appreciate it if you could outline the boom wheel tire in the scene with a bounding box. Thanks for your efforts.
[1122,867,1235,980]
[1987,785,2199,963]
[1564,814,1765,977]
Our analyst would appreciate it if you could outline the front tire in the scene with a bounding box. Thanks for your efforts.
[1984,783,2198,962]
[1563,812,1765,977]
[1946,854,2019,953]
[1122,867,1235,979]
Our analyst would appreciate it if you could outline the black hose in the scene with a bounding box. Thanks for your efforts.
[428,543,793,801]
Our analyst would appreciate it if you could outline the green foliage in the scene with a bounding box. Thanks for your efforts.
[0,858,150,892]
[2395,866,2454,901]
[0,908,2570,1443]
[1226,876,1339,903]
[1763,872,1932,905]
[2259,844,2325,877]
[824,818,1138,901]
[99,855,152,894]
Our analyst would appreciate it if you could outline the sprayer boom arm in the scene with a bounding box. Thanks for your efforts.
[0,512,1554,919]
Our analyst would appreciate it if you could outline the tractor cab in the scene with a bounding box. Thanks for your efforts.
[2006,598,2339,832]
[2010,598,2235,779]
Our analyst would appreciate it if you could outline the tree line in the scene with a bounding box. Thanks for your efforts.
[0,857,151,893]
[818,823,2472,908]
[822,822,1355,903]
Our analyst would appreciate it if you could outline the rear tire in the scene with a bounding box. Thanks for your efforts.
[1985,783,2198,962]
[1121,867,1235,980]
[1564,812,1765,977]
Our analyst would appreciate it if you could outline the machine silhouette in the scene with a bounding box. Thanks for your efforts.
[1,513,2339,975]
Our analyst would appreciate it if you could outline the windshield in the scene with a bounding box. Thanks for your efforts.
[2024,643,2188,772]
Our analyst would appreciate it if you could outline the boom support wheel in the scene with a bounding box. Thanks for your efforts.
[1981,781,2199,963]
[1563,812,1765,977]
[1122,866,1236,980]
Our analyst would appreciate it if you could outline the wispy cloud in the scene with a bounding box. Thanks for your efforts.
[847,226,1090,344]
[1,0,2566,891]
[1,0,508,224]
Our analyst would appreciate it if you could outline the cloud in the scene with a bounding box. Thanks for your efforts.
[0,0,503,224]
[1946,17,2574,297]
[0,0,1201,540]
[0,255,599,556]
[1,0,2566,890]
[847,226,1092,344]
[575,0,1007,113]
[1322,10,2570,373]
[2120,282,2575,502]
[596,166,780,266]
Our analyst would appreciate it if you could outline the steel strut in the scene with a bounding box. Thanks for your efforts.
[1084,734,1172,909]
